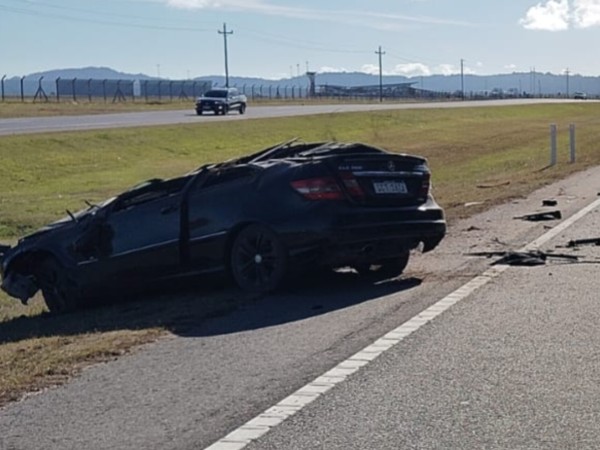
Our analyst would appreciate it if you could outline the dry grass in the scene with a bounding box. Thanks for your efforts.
[1,101,600,406]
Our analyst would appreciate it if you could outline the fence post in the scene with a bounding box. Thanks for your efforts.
[56,77,61,102]
[550,124,557,166]
[72,78,77,102]
[569,124,576,163]
[20,76,25,102]
[1,75,5,102]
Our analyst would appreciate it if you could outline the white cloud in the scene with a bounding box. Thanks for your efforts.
[520,0,570,30]
[520,0,600,30]
[573,0,600,27]
[504,64,518,70]
[391,63,432,76]
[166,0,256,9]
[319,66,350,73]
[360,63,431,77]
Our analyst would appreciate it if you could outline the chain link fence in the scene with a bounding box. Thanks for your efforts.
[0,76,320,103]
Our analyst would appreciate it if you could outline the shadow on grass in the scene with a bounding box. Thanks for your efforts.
[0,270,422,345]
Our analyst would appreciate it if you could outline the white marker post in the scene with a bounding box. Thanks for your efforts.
[550,124,558,166]
[569,124,576,163]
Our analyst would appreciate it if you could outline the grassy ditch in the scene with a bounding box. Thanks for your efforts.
[1,102,600,406]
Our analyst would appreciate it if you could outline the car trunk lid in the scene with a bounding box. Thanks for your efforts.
[330,154,430,206]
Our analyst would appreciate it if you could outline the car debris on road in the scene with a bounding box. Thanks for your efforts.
[567,237,600,247]
[513,210,562,221]
[467,250,579,266]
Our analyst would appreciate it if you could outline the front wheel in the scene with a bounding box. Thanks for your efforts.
[196,109,203,116]
[230,224,287,293]
[239,103,246,114]
[36,257,80,313]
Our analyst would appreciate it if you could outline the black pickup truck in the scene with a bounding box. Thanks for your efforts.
[195,88,247,115]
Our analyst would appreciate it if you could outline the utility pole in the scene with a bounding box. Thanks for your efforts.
[565,67,570,98]
[375,45,385,102]
[218,23,233,87]
[460,58,465,100]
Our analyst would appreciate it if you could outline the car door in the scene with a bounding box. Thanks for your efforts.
[93,179,185,289]
[228,89,240,109]
[185,166,258,272]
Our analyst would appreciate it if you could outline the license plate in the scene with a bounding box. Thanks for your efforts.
[372,180,408,194]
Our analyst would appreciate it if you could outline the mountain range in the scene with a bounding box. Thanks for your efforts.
[2,66,598,97]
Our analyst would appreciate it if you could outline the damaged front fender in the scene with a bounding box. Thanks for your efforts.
[1,271,38,305]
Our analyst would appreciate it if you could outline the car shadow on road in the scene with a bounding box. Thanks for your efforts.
[0,270,422,345]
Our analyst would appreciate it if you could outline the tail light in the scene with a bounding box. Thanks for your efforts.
[339,172,365,199]
[291,177,343,200]
[419,172,431,198]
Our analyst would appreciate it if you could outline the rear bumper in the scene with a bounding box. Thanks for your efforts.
[281,197,446,267]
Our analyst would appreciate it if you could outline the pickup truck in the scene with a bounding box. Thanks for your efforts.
[195,88,247,115]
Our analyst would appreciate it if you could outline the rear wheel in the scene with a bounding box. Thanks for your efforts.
[354,251,410,279]
[36,257,80,313]
[230,224,287,293]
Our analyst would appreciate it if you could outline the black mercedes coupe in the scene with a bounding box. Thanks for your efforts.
[0,139,446,312]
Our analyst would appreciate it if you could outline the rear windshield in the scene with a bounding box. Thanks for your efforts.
[204,90,228,98]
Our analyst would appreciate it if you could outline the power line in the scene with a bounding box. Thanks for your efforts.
[238,27,371,54]
[0,2,213,32]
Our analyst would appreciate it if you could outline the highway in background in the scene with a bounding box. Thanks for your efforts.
[0,99,578,136]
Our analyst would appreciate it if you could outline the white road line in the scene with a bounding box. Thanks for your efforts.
[203,197,600,450]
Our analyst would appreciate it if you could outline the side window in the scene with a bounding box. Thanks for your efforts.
[114,177,189,211]
[196,166,257,191]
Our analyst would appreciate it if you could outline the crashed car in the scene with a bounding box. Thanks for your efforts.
[0,140,446,312]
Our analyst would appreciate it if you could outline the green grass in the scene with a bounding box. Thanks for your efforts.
[1,102,600,405]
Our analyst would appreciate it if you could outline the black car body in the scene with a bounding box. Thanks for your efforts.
[195,88,247,115]
[0,140,446,312]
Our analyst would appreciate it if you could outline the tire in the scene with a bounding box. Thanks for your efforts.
[196,109,203,116]
[239,103,246,114]
[230,224,287,293]
[354,251,410,279]
[36,257,80,313]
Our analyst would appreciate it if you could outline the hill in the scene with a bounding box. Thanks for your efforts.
[2,66,598,97]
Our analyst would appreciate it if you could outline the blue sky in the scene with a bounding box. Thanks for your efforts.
[1,0,600,79]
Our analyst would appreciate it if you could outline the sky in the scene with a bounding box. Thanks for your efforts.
[1,0,600,80]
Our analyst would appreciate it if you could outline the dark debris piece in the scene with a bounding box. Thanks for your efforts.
[542,199,558,207]
[514,210,562,221]
[467,250,579,266]
[567,237,600,247]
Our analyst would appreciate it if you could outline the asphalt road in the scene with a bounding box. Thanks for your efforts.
[0,98,579,136]
[1,164,599,449]
[244,185,600,450]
